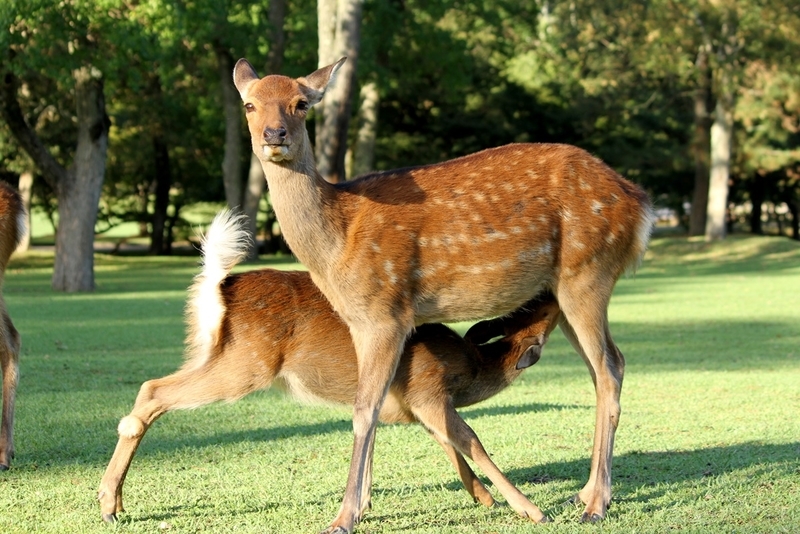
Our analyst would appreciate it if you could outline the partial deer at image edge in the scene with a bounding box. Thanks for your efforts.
[0,180,25,471]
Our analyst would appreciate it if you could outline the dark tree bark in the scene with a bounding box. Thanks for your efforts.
[748,176,766,235]
[215,44,243,212]
[149,133,172,255]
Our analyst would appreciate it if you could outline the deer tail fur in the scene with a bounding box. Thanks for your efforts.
[184,210,252,369]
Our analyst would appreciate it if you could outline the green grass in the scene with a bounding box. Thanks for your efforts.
[1,235,799,533]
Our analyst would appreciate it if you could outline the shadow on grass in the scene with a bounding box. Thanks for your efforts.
[373,441,800,518]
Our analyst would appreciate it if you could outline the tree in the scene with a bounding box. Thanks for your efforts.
[242,0,288,257]
[1,0,112,293]
[315,0,363,183]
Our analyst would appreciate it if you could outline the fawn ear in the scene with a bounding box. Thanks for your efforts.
[516,342,542,370]
[464,318,504,345]
[233,59,260,96]
[298,57,347,107]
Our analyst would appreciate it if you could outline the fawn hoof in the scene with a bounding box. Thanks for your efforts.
[580,512,604,523]
[538,515,551,524]
[102,512,118,523]
[320,528,350,534]
[0,463,9,472]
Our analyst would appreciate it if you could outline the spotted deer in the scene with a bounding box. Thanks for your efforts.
[0,180,24,471]
[232,58,654,532]
[97,210,561,523]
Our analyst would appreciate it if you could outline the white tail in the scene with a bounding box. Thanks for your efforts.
[185,210,251,369]
[233,58,655,532]
[97,211,561,523]
[0,180,25,470]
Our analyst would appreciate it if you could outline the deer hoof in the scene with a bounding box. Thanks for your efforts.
[102,512,118,523]
[580,511,604,523]
[538,515,551,524]
[0,463,9,471]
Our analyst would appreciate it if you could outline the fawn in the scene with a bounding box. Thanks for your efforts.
[0,180,25,471]
[97,211,561,524]
[233,57,654,531]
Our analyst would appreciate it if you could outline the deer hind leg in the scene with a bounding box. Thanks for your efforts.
[415,403,548,522]
[0,309,20,470]
[324,325,410,534]
[98,359,275,522]
[429,430,495,507]
[557,277,625,522]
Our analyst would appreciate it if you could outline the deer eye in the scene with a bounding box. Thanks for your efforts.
[244,103,255,113]
[296,100,309,112]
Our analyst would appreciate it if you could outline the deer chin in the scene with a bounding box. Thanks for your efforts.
[262,144,290,162]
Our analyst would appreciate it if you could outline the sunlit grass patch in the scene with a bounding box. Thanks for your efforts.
[1,235,798,533]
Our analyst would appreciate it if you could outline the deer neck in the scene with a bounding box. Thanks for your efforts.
[259,141,345,275]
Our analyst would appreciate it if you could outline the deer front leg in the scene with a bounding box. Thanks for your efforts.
[0,313,20,470]
[557,285,623,522]
[322,326,409,534]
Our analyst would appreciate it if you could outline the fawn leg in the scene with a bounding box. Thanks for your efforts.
[98,361,273,522]
[557,276,624,522]
[429,430,495,507]
[416,404,548,522]
[0,311,20,470]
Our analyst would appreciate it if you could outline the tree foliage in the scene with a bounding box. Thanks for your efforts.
[1,0,799,258]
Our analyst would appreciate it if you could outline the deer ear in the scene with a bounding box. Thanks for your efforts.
[298,57,347,107]
[233,59,260,96]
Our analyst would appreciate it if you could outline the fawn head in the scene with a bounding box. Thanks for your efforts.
[233,58,346,164]
[465,297,561,370]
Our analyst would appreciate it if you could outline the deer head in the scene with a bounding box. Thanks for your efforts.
[232,58,346,165]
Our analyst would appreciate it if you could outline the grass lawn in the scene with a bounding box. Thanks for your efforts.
[0,234,798,533]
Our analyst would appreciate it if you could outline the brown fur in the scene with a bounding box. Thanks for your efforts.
[0,181,24,470]
[97,223,561,523]
[232,58,654,531]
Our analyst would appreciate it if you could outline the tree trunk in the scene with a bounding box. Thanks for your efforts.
[241,0,287,259]
[15,171,32,253]
[1,67,109,291]
[788,199,799,241]
[350,81,379,178]
[243,156,265,258]
[216,44,243,211]
[689,45,711,236]
[315,0,363,183]
[52,67,109,291]
[705,94,734,241]
[748,176,766,235]
[149,133,172,255]
[266,0,287,75]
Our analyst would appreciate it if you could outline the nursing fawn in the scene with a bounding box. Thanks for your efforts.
[0,181,24,470]
[97,211,561,524]
[233,58,654,531]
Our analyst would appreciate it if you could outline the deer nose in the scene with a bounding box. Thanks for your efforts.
[263,127,287,145]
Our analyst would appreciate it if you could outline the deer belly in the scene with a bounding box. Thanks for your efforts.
[413,273,546,324]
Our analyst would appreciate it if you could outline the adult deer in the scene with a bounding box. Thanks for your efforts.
[97,210,561,523]
[233,58,654,532]
[0,180,24,471]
